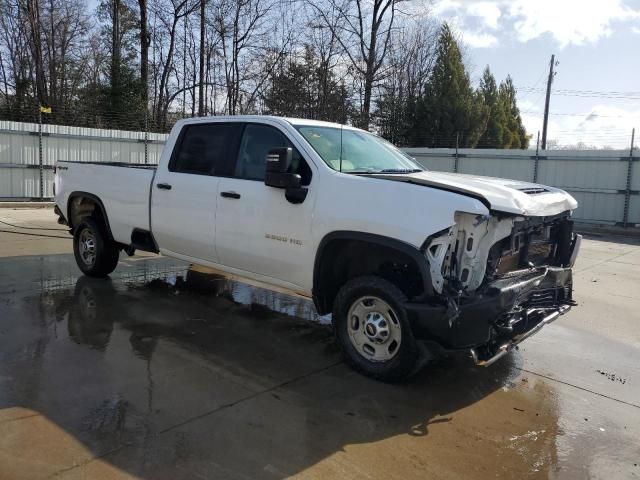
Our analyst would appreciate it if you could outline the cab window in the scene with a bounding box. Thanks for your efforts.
[170,123,240,176]
[234,124,312,185]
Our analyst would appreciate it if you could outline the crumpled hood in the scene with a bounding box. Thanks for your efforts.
[372,171,578,216]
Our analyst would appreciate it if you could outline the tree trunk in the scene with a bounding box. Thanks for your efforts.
[47,0,56,106]
[198,0,205,116]
[138,0,149,105]
[360,0,381,131]
[156,17,179,128]
[362,70,373,129]
[111,0,121,93]
[24,0,48,106]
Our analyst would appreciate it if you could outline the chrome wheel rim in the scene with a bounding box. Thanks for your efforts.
[78,229,96,266]
[346,296,402,362]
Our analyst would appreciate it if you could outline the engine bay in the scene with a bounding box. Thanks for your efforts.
[425,211,576,296]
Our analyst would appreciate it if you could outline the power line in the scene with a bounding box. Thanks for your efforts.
[518,86,640,100]
[517,66,549,105]
[520,110,640,118]
[520,87,640,96]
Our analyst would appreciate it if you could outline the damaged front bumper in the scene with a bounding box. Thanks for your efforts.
[470,303,571,366]
[405,266,576,363]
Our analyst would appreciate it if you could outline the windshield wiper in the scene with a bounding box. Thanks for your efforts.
[378,168,423,173]
[348,168,422,175]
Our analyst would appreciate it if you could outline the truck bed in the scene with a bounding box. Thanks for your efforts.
[55,161,156,245]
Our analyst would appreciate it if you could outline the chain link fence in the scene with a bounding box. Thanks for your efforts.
[0,118,638,227]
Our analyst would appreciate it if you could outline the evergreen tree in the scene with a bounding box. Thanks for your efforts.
[410,23,486,148]
[497,75,529,149]
[264,46,351,123]
[477,66,505,148]
[376,87,419,146]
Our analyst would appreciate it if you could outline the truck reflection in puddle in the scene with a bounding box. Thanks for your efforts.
[11,265,563,478]
[67,266,332,354]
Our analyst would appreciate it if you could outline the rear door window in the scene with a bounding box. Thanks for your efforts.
[170,123,241,176]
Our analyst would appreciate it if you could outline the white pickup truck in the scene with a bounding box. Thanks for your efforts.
[54,116,581,380]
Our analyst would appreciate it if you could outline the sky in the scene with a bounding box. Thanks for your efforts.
[426,0,640,149]
[85,0,639,149]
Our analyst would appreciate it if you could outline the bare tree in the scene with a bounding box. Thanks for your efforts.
[212,0,289,115]
[39,0,90,108]
[0,0,34,110]
[197,0,205,115]
[138,0,150,105]
[305,2,348,120]
[151,0,199,127]
[376,19,437,143]
[309,0,401,129]
[111,0,121,98]
[22,0,48,106]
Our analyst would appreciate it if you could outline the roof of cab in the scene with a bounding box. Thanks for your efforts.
[177,115,362,131]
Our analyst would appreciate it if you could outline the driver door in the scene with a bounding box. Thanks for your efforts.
[215,123,316,290]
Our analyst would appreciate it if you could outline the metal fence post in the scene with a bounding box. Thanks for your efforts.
[38,108,44,199]
[533,130,540,183]
[454,132,459,173]
[623,128,635,227]
[144,109,149,165]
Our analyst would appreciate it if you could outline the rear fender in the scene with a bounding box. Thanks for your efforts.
[67,191,114,240]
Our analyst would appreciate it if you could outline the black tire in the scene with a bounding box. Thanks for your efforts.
[333,275,420,382]
[73,217,120,277]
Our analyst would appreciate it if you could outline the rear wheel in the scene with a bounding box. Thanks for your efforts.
[73,218,120,277]
[333,276,420,381]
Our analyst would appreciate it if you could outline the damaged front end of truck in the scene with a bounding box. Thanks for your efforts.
[406,211,581,366]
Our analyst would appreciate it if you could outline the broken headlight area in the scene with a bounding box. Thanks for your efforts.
[486,213,579,280]
[424,211,579,296]
[410,211,580,359]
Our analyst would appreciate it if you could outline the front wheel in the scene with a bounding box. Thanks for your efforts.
[73,218,120,277]
[333,276,420,381]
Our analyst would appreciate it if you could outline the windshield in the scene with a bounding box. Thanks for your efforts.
[296,126,423,174]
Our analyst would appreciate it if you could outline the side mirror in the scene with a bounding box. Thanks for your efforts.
[266,147,291,173]
[265,147,300,189]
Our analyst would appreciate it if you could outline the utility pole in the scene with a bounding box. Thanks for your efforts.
[38,107,43,199]
[541,54,556,150]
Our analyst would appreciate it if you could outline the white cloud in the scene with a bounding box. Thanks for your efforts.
[507,0,640,48]
[633,26,640,34]
[432,0,501,29]
[430,1,501,48]
[518,99,542,113]
[520,105,640,149]
[431,0,640,48]
[467,2,502,30]
[462,31,499,48]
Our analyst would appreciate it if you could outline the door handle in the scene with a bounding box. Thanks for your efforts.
[220,191,241,199]
[156,183,172,190]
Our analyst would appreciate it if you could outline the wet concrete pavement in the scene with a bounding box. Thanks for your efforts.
[1,209,639,479]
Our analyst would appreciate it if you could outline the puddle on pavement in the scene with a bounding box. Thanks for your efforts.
[1,261,638,479]
[145,267,332,325]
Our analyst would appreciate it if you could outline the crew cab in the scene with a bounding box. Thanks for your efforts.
[54,116,581,381]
